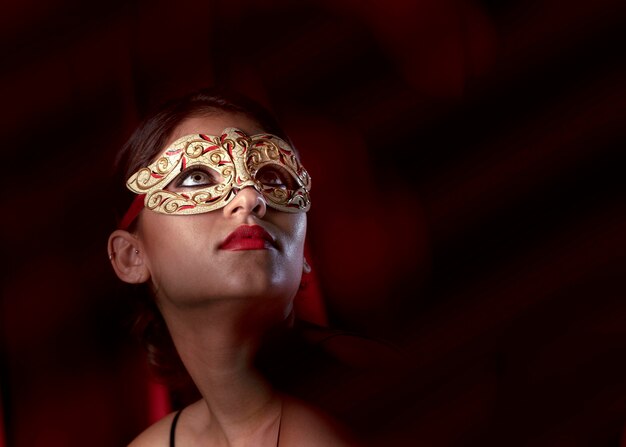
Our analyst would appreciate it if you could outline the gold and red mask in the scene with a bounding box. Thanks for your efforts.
[121,128,311,228]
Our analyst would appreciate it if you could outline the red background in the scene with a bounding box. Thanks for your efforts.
[1,0,625,445]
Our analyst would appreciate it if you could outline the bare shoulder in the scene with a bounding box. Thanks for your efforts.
[128,400,207,447]
[281,396,361,446]
[127,411,178,447]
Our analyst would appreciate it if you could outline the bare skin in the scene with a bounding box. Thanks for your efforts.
[110,113,356,446]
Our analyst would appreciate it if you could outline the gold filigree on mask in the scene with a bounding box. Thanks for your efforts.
[126,127,311,215]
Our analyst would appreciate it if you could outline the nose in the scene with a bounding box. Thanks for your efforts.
[223,186,267,218]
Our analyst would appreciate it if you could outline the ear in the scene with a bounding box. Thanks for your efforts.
[303,257,312,274]
[107,230,150,284]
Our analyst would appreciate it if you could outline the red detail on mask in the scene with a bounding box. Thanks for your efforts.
[119,194,146,230]
[202,145,220,154]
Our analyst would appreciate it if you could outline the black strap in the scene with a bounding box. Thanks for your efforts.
[169,409,183,447]
[276,410,282,447]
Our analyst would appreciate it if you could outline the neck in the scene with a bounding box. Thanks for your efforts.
[159,296,291,443]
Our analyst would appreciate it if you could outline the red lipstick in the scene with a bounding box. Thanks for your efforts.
[219,225,275,251]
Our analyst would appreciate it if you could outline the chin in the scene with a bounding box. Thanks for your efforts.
[229,274,297,302]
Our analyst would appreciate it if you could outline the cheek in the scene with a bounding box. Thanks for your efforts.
[277,214,307,281]
[139,215,214,289]
[282,213,307,257]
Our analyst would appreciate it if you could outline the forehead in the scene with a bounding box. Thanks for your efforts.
[166,113,265,147]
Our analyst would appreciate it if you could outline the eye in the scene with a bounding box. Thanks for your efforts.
[175,168,220,188]
[256,165,295,190]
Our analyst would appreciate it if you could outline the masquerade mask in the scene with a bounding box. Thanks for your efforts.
[121,128,311,228]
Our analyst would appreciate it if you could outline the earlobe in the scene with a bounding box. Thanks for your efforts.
[303,257,312,274]
[108,230,150,284]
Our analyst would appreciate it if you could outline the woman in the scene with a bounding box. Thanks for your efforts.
[107,88,367,446]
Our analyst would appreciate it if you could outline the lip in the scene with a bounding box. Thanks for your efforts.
[219,225,276,251]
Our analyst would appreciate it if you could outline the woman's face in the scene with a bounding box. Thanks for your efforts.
[135,113,307,311]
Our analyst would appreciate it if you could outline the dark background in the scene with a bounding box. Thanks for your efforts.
[1,0,625,446]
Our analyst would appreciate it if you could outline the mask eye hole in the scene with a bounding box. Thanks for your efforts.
[256,165,297,190]
[169,167,222,190]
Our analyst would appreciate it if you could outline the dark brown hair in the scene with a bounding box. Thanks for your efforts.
[112,87,292,396]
